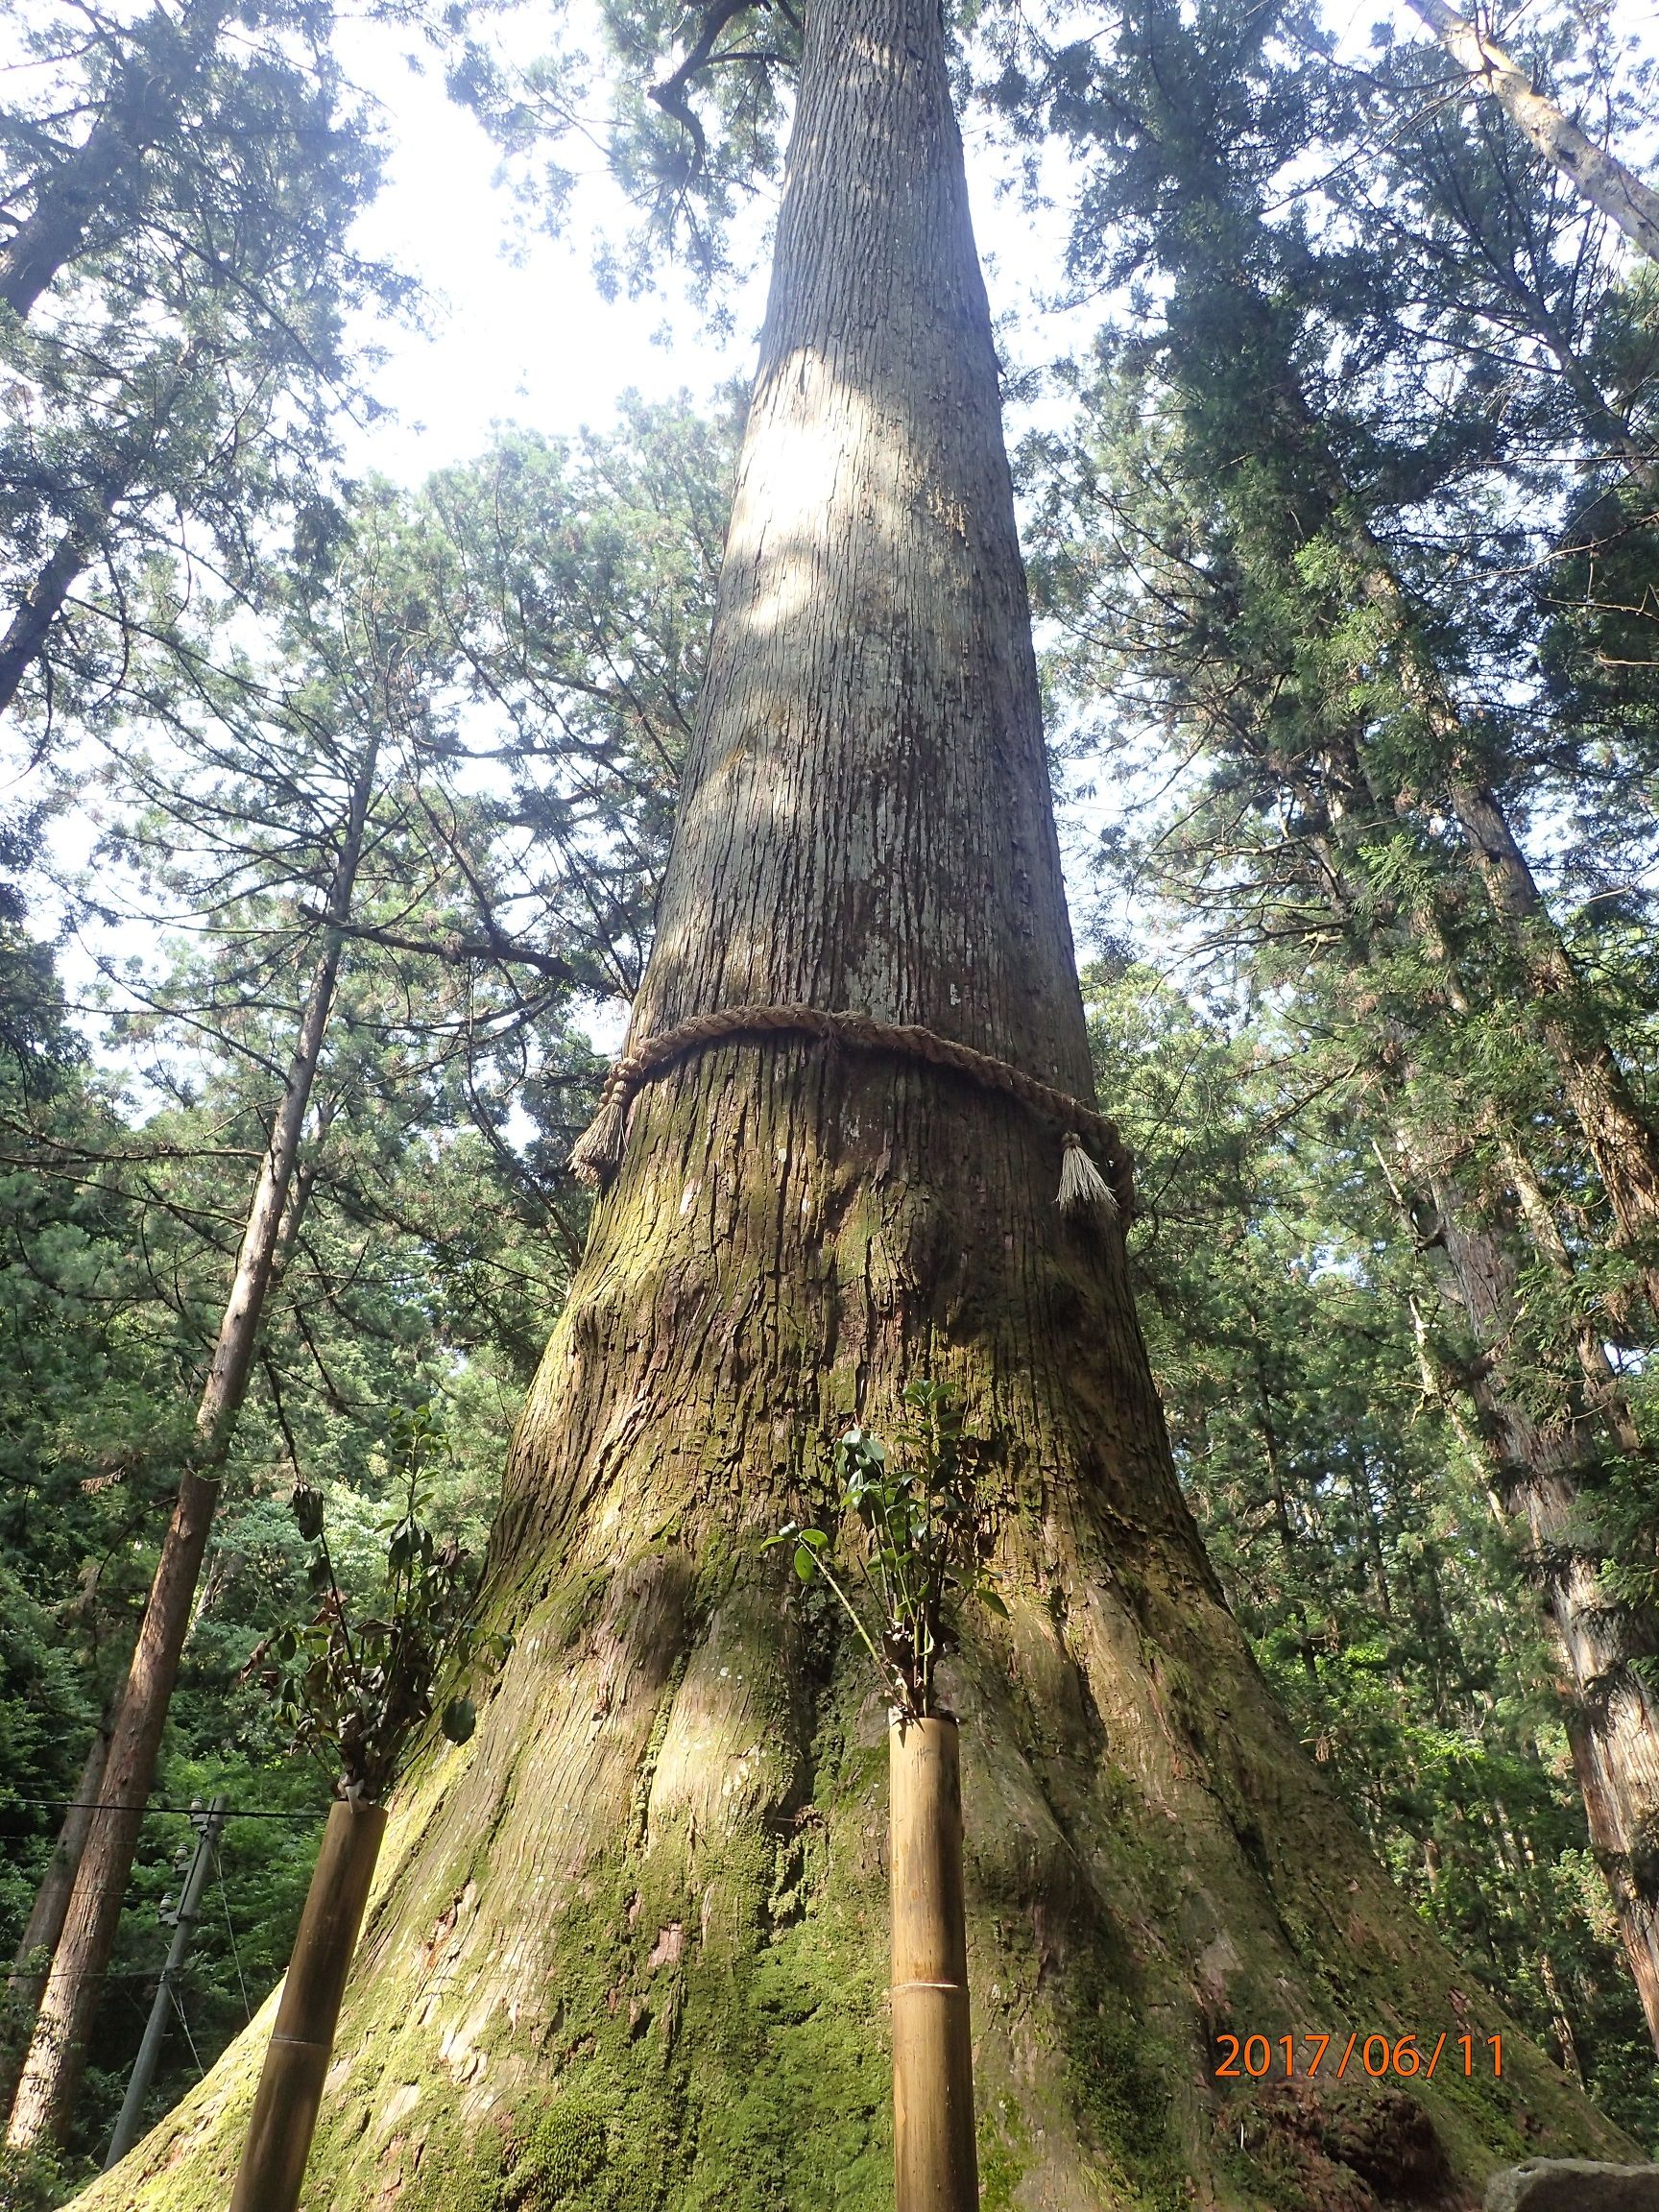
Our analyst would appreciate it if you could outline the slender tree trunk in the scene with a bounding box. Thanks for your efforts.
[1253,1358,1320,1675]
[1407,1154,1659,2055]
[1538,1952,1585,2092]
[1341,529,1659,1319]
[0,525,102,718]
[0,1719,112,2116]
[6,733,379,2154]
[1499,1132,1646,1455]
[1166,209,1659,1325]
[1403,0,1659,263]
[0,0,228,321]
[1448,778,1659,1320]
[68,6,1624,2205]
[1349,1447,1392,1622]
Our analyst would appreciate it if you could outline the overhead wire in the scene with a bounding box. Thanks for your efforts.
[212,1839,254,2025]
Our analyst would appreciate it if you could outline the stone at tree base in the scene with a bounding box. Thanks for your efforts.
[1486,2162,1659,2212]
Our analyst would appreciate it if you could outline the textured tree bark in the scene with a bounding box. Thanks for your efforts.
[1408,1155,1659,2056]
[5,733,378,2154]
[66,3,1625,2204]
[1404,0,1659,265]
[226,1801,388,2212]
[890,1717,977,2212]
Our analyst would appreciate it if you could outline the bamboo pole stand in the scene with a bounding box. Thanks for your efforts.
[229,1797,386,2212]
[890,1714,979,2212]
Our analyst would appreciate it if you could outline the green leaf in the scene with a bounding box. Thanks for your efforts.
[441,1695,477,1744]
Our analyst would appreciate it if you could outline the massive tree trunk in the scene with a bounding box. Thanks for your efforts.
[77,4,1623,2204]
[7,733,378,2153]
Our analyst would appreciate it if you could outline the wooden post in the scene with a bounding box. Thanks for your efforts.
[228,1798,386,2212]
[889,1714,978,2212]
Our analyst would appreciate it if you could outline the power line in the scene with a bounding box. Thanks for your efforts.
[166,1978,204,2080]
[4,1798,317,1821]
[212,1839,253,2025]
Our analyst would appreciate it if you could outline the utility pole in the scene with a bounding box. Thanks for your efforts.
[104,1796,228,2171]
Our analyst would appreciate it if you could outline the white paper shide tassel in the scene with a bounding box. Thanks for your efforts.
[1057,1131,1118,1225]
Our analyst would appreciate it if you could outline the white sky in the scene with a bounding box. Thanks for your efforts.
[327,8,1088,483]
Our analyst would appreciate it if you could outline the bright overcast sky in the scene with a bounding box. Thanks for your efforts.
[327,10,1079,484]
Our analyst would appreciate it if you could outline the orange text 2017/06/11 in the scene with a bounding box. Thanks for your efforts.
[1213,2033,1502,2082]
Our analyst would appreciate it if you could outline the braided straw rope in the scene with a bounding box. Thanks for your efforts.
[568,1003,1135,1218]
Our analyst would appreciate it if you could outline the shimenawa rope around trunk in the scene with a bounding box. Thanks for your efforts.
[568,1004,1133,1225]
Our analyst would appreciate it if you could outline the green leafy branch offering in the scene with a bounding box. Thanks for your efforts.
[248,1403,509,1803]
[766,1380,1006,1720]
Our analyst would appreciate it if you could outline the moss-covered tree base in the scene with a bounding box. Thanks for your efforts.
[75,1066,1633,2212]
[78,1528,1627,2212]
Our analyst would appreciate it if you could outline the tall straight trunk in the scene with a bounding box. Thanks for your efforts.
[1337,489,1659,1325]
[1156,178,1659,1323]
[1406,1151,1659,2054]
[6,733,378,2153]
[0,0,228,321]
[1253,1357,1320,1675]
[0,1719,113,2113]
[69,7,1623,2205]
[1499,1132,1645,1456]
[1447,778,1659,1320]
[1403,0,1659,264]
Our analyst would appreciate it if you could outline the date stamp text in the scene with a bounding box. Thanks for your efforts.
[1214,2032,1503,2082]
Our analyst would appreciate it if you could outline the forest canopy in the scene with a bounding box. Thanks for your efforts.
[0,0,1657,2201]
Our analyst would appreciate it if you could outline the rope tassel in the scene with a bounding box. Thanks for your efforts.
[568,1078,629,1188]
[1057,1131,1118,1223]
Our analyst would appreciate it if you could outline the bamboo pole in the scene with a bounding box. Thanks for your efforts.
[889,1714,978,2212]
[228,1798,386,2212]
